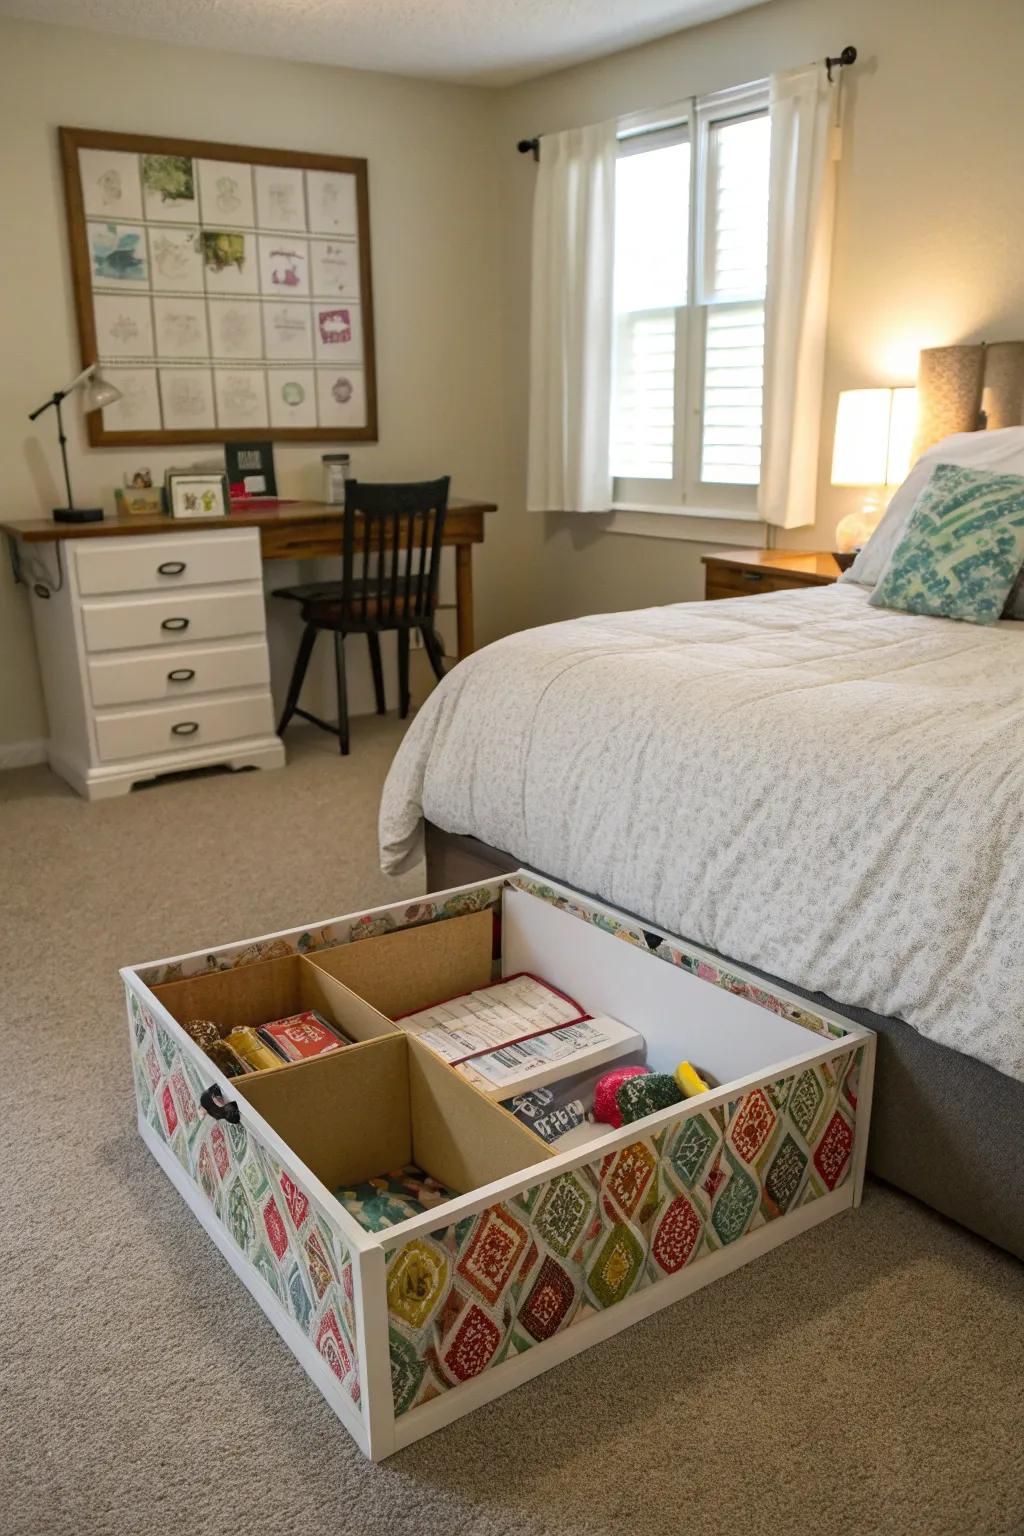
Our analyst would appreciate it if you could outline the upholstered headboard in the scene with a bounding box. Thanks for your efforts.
[914,341,1024,456]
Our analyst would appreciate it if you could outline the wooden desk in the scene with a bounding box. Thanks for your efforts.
[3,495,496,659]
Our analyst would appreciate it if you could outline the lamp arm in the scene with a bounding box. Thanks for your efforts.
[27,364,96,422]
[60,363,97,397]
[28,392,61,423]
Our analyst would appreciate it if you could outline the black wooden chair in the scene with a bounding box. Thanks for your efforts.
[272,477,450,755]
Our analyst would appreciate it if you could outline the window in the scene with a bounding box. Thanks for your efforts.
[611,83,771,515]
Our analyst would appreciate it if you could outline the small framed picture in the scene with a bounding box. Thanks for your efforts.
[166,471,229,519]
[225,439,277,498]
[115,485,165,516]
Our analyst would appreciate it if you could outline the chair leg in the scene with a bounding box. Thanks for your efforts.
[278,623,317,735]
[397,628,411,720]
[366,632,386,715]
[333,631,350,756]
[421,623,447,683]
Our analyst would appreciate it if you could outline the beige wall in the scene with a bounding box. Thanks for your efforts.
[0,19,506,748]
[491,0,1024,619]
[4,1,1024,747]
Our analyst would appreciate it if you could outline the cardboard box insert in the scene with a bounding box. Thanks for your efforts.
[154,939,550,1201]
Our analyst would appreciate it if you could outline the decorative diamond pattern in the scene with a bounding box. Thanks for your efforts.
[668,1113,718,1187]
[456,1205,528,1306]
[532,1172,593,1258]
[126,986,361,1412]
[763,1133,808,1215]
[385,1046,863,1417]
[789,1068,826,1139]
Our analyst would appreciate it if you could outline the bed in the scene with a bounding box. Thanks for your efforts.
[378,343,1024,1260]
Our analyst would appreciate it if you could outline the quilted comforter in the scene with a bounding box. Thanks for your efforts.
[379,584,1024,1081]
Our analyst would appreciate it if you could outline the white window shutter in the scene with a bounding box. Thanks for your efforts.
[611,309,676,480]
[701,301,765,484]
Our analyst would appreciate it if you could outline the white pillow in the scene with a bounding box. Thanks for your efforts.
[841,426,1024,588]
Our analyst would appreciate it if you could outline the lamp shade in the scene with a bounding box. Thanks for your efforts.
[885,387,918,485]
[831,389,891,486]
[831,387,918,488]
[79,370,122,413]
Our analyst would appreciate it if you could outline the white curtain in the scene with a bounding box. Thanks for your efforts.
[758,64,839,529]
[527,122,617,513]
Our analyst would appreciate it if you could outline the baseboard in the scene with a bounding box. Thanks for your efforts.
[0,738,48,770]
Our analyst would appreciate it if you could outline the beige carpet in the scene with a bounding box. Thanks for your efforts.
[1,718,1022,1536]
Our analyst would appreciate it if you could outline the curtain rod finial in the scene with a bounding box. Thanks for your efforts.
[517,137,540,161]
[826,44,857,82]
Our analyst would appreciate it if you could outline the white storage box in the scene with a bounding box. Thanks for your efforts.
[123,872,875,1461]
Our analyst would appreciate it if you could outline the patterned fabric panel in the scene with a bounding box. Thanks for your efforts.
[870,463,1024,624]
[509,876,850,1043]
[127,986,362,1410]
[335,1166,456,1233]
[385,1048,861,1416]
[137,882,504,986]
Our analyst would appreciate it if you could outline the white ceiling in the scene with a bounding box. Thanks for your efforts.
[0,0,772,86]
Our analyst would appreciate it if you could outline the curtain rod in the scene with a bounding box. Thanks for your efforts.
[516,45,857,158]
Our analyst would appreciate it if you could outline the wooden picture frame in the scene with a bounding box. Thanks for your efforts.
[59,126,378,446]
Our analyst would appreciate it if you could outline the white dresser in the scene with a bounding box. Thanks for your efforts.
[26,526,284,799]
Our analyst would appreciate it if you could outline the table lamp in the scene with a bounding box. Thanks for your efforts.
[28,364,123,524]
[831,386,917,565]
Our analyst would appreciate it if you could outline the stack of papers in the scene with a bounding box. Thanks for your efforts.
[397,974,645,1099]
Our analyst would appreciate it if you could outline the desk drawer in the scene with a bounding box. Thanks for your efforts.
[75,530,261,596]
[88,640,271,708]
[81,587,266,653]
[95,691,275,763]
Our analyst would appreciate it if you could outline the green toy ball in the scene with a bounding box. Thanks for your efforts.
[616,1072,684,1124]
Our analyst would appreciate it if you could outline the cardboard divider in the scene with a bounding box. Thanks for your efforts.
[152,952,398,1050]
[237,1035,411,1190]
[153,909,551,1213]
[235,1032,550,1205]
[305,909,494,1020]
[408,1037,551,1193]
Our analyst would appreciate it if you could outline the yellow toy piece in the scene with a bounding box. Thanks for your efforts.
[675,1060,710,1098]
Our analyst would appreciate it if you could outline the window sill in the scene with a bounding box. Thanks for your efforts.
[606,504,767,546]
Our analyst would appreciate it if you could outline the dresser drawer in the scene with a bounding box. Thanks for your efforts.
[88,640,271,708]
[75,530,261,597]
[95,692,275,763]
[81,587,266,653]
[705,565,808,597]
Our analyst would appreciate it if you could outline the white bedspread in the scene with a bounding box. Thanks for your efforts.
[380,584,1024,1080]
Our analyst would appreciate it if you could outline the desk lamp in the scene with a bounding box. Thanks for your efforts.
[28,364,122,523]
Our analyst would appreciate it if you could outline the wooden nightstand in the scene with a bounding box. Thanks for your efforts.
[702,548,842,601]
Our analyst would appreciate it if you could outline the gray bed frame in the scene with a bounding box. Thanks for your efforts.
[425,822,1024,1261]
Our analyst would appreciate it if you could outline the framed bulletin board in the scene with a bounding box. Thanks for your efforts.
[59,126,378,446]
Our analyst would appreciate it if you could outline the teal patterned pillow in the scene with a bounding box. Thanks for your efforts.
[869,463,1024,624]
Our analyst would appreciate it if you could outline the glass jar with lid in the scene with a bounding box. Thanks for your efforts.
[322,453,351,505]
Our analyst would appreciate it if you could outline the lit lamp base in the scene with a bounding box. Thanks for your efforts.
[53,506,103,524]
[834,502,884,570]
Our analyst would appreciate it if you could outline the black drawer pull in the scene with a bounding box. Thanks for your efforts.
[158,560,186,576]
[741,571,764,582]
[161,616,190,632]
[171,720,199,736]
[167,668,195,683]
[199,1086,240,1124]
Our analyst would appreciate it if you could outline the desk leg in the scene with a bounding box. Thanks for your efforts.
[455,544,475,659]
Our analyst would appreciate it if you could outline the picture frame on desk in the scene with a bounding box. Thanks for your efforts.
[225,440,276,500]
[166,471,229,519]
[114,485,165,516]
